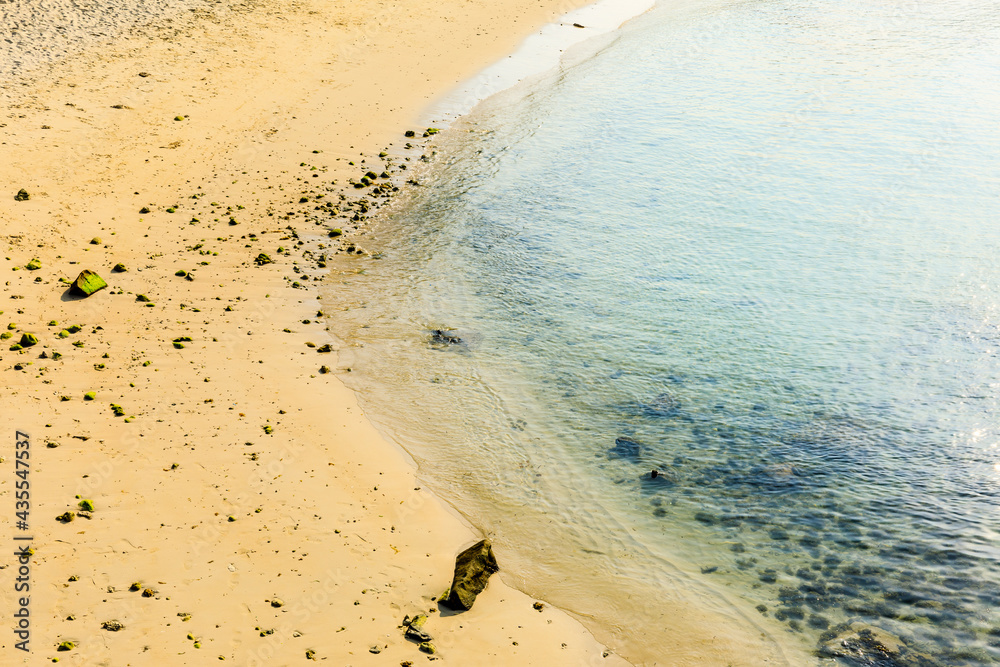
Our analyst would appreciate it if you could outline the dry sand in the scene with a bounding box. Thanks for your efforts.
[0,0,636,663]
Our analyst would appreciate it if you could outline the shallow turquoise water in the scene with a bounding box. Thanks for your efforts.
[324,0,1000,663]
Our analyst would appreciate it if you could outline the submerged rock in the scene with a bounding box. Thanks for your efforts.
[441,539,499,610]
[608,436,643,461]
[71,270,107,297]
[818,622,939,666]
[430,329,462,345]
[642,392,680,416]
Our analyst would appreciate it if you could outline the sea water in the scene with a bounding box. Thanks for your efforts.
[322,0,1000,663]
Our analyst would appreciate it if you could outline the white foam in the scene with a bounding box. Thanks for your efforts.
[424,0,655,124]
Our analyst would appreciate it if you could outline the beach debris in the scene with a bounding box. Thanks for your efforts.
[15,189,30,201]
[90,237,101,245]
[403,614,433,642]
[71,270,107,297]
[26,258,41,270]
[56,511,75,523]
[573,22,586,28]
[533,602,545,611]
[57,641,75,651]
[441,539,498,610]
[418,642,436,655]
[110,404,125,417]
[18,332,37,347]
[305,649,317,660]
[112,263,127,272]
[101,620,125,632]
[369,645,383,654]
[130,582,142,592]
[174,116,185,121]
[319,366,330,374]
[142,588,156,598]
[317,344,332,353]
[84,391,96,400]
[405,130,416,137]
[270,598,284,608]
[78,499,95,512]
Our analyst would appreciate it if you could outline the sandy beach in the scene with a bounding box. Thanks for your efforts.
[0,0,634,663]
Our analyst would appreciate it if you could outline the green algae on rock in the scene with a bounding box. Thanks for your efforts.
[71,270,107,297]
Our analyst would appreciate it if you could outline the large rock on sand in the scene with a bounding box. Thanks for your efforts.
[71,270,107,297]
[442,539,499,610]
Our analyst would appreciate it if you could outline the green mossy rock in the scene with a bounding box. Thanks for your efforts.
[71,270,107,297]
[57,641,75,651]
[112,263,127,273]
[19,332,38,347]
[84,392,96,400]
[66,324,83,334]
[404,614,432,642]
[90,237,102,245]
[78,499,95,512]
[254,253,273,266]
[442,539,499,611]
[15,189,30,201]
[26,258,41,270]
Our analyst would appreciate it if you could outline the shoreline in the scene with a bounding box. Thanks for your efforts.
[0,0,635,662]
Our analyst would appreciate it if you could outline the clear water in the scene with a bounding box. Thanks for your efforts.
[322,0,1000,663]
